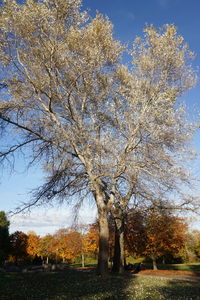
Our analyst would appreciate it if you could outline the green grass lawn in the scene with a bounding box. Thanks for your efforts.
[71,259,200,272]
[148,263,200,272]
[0,268,200,300]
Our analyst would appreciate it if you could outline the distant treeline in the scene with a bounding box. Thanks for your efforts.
[1,210,200,268]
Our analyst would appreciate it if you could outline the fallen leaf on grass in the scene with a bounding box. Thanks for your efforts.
[138,270,200,276]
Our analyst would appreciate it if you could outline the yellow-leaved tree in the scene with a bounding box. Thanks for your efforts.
[27,231,40,260]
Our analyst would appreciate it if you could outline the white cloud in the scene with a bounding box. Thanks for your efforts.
[9,205,97,236]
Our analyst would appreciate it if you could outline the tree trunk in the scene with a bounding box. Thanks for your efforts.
[112,217,125,273]
[162,257,165,265]
[152,256,158,270]
[97,206,109,277]
[81,252,85,268]
[112,223,120,273]
[124,253,127,268]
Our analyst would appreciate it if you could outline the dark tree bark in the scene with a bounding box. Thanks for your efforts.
[97,206,109,277]
[112,220,124,273]
[112,213,125,273]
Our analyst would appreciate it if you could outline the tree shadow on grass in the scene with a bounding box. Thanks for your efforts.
[0,268,132,300]
[131,275,200,300]
[2,269,199,300]
[157,278,200,300]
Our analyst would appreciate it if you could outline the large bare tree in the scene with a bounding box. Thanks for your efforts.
[109,26,198,272]
[0,0,197,276]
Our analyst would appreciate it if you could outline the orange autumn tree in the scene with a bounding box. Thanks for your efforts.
[192,231,200,259]
[27,231,40,260]
[124,210,147,260]
[144,211,188,270]
[53,228,82,263]
[76,224,90,267]
[83,223,99,257]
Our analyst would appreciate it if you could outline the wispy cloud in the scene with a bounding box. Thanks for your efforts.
[114,10,135,22]
[10,206,97,236]
[156,0,170,9]
[127,12,135,21]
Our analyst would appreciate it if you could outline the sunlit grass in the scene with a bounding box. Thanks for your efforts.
[0,268,200,300]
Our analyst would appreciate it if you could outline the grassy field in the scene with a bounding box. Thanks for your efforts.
[0,268,200,300]
[72,261,200,272]
[157,263,200,272]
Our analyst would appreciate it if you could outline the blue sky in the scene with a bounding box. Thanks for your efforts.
[1,0,200,235]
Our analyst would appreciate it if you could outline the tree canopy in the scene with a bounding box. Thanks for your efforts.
[0,211,10,263]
